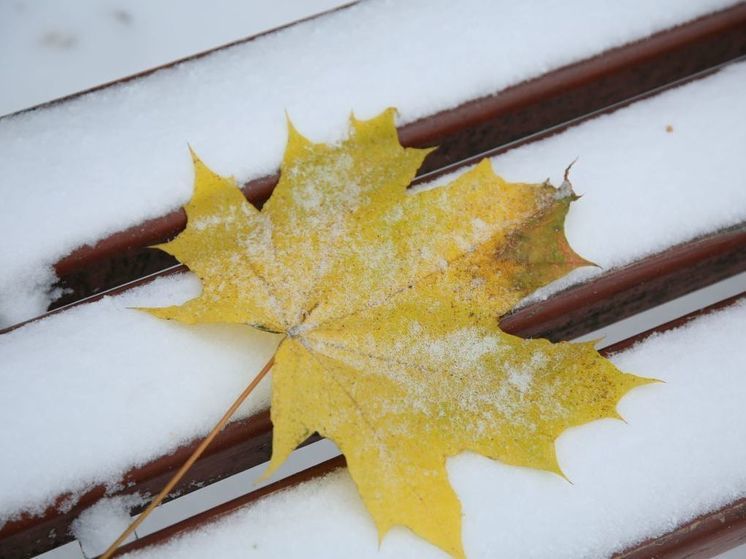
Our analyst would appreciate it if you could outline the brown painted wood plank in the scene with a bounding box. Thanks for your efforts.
[3,62,745,558]
[5,54,746,337]
[617,497,746,559]
[109,293,746,558]
[45,3,746,311]
[3,6,745,556]
[499,224,746,342]
[1,232,743,558]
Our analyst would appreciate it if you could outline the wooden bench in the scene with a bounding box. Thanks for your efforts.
[111,294,746,559]
[1,3,745,558]
[27,3,746,313]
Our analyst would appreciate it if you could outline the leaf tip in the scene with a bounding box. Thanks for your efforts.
[584,336,606,349]
[542,447,572,483]
[187,143,198,161]
[349,106,400,140]
[632,374,664,388]
[378,106,398,122]
[607,408,627,423]
[187,145,212,178]
[284,113,312,153]
[135,305,172,320]
[148,241,171,254]
[257,463,277,484]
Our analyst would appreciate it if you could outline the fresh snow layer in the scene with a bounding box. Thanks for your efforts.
[1,59,746,528]
[0,0,347,116]
[0,274,281,526]
[70,494,143,557]
[123,300,746,559]
[0,0,740,326]
[490,61,746,301]
[415,60,746,303]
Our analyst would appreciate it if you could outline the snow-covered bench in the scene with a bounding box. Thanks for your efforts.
[1,1,745,327]
[1,2,745,558]
[113,296,746,559]
[3,58,745,558]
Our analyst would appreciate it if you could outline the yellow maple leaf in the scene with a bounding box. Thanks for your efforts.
[148,109,651,558]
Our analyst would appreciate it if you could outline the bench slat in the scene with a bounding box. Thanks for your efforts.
[46,3,746,312]
[3,56,746,556]
[1,235,742,559]
[111,294,746,559]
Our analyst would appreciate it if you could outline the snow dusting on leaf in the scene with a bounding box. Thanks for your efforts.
[146,109,652,558]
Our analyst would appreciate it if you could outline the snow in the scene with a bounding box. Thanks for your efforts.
[0,0,347,117]
[0,273,281,527]
[122,300,746,559]
[0,0,740,326]
[1,58,745,531]
[70,494,143,557]
[431,60,746,304]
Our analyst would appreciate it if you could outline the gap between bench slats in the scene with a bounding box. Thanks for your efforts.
[109,293,746,559]
[5,52,745,338]
[2,8,745,557]
[1,233,743,559]
[47,3,746,310]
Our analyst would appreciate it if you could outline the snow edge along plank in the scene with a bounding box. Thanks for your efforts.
[2,5,746,556]
[0,230,744,559]
[2,58,746,556]
[46,2,746,312]
[0,2,359,121]
[6,49,746,337]
[108,293,746,559]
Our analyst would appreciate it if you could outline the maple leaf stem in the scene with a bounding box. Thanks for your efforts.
[100,354,276,559]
